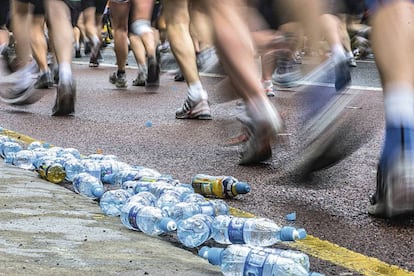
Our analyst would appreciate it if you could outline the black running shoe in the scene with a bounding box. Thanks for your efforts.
[146,47,160,87]
[52,80,76,116]
[35,71,54,89]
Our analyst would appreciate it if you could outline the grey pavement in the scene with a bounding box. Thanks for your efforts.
[0,161,221,276]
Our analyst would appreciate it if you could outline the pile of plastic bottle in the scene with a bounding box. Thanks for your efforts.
[0,135,324,276]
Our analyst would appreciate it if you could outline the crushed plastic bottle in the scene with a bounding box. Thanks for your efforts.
[199,244,310,276]
[212,215,306,246]
[191,174,251,198]
[163,199,229,222]
[12,150,36,170]
[100,189,131,216]
[72,172,105,199]
[176,214,215,248]
[131,205,177,236]
[1,141,22,163]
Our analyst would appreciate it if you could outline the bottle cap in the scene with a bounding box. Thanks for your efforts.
[297,228,307,240]
[235,182,251,194]
[93,186,105,199]
[102,174,116,184]
[159,218,177,232]
[280,226,298,241]
[198,246,224,266]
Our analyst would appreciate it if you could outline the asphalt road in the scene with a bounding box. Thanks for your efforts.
[0,47,413,275]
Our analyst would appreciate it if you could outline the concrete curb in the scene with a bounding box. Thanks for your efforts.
[0,161,221,275]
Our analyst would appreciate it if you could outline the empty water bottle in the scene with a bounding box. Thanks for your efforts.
[1,141,22,163]
[103,168,143,186]
[64,158,85,182]
[120,192,157,230]
[212,215,306,246]
[12,150,36,170]
[73,172,105,199]
[249,245,310,272]
[199,245,310,276]
[100,189,131,216]
[100,159,131,183]
[156,190,183,210]
[182,193,206,203]
[191,174,251,198]
[133,206,177,236]
[176,214,215,248]
[163,199,229,222]
[82,159,102,179]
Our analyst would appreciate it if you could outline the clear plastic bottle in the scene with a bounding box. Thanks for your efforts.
[12,150,36,170]
[120,192,157,231]
[182,193,206,203]
[99,189,131,216]
[1,141,22,163]
[72,172,105,199]
[81,159,102,179]
[249,245,310,272]
[64,158,85,182]
[191,174,251,198]
[212,215,307,246]
[134,206,177,236]
[199,244,310,276]
[156,190,183,210]
[100,159,131,183]
[163,199,229,222]
[176,214,215,248]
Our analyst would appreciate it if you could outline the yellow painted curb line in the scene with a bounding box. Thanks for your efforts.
[2,128,414,276]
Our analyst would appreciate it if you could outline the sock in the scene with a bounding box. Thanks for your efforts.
[263,80,273,89]
[91,35,100,47]
[331,44,346,63]
[346,51,354,59]
[188,81,207,102]
[59,62,72,83]
[381,83,414,165]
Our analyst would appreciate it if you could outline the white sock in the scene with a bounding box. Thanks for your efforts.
[263,80,273,89]
[91,35,100,47]
[384,83,414,127]
[331,44,346,63]
[346,51,354,58]
[188,81,207,102]
[59,62,72,84]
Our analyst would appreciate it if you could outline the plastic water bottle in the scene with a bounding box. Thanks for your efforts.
[27,141,44,150]
[249,245,310,272]
[100,159,131,183]
[72,172,105,199]
[1,141,22,163]
[121,180,140,195]
[212,215,306,246]
[120,192,157,230]
[102,168,143,186]
[176,214,215,248]
[36,158,66,184]
[82,159,102,179]
[133,206,177,236]
[163,199,229,222]
[191,174,251,198]
[12,150,36,170]
[156,190,183,210]
[64,158,85,182]
[139,174,178,184]
[182,193,206,203]
[198,245,310,276]
[99,189,131,216]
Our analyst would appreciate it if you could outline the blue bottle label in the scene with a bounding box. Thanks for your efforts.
[228,217,245,244]
[128,206,140,229]
[243,249,270,276]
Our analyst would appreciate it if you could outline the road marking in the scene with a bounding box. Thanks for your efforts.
[1,127,412,276]
[230,207,414,276]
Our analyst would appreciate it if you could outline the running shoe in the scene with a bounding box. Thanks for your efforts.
[52,79,76,116]
[292,57,355,178]
[174,70,185,82]
[84,42,91,55]
[109,71,127,88]
[89,42,101,68]
[0,62,41,105]
[146,47,160,87]
[262,80,275,97]
[238,99,284,165]
[368,129,414,218]
[272,57,302,88]
[75,46,81,58]
[35,71,54,89]
[132,69,147,86]
[348,57,357,67]
[196,47,219,73]
[175,95,212,120]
